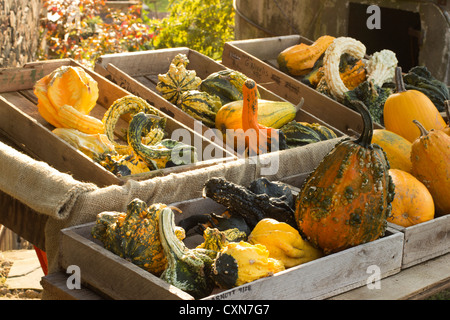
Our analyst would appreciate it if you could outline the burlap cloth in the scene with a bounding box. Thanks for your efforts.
[0,137,341,278]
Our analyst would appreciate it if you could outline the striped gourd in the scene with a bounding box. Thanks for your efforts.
[156,62,202,105]
[280,121,337,148]
[102,95,166,154]
[178,90,222,127]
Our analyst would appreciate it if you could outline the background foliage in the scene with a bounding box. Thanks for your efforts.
[38,0,235,68]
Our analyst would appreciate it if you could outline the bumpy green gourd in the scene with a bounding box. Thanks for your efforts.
[178,90,222,127]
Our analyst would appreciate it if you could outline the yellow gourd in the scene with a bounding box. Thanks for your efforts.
[371,129,412,173]
[248,218,323,268]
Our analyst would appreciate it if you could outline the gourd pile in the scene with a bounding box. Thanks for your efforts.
[277,36,449,125]
[91,177,323,299]
[34,66,197,177]
[155,54,338,153]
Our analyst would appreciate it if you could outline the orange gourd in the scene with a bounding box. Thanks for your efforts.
[371,129,412,173]
[387,169,434,227]
[295,101,395,254]
[443,100,450,136]
[277,36,335,76]
[241,79,283,155]
[383,67,446,143]
[410,120,450,216]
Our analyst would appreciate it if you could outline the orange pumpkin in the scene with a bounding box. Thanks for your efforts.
[443,100,450,136]
[387,169,434,227]
[371,129,412,173]
[383,67,446,143]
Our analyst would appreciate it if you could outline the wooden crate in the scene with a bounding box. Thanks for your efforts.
[0,59,236,187]
[59,174,404,300]
[94,47,345,144]
[221,35,384,135]
[388,214,450,269]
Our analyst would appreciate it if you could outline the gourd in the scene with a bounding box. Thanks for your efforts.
[241,79,287,155]
[203,177,296,230]
[295,101,395,254]
[277,35,336,76]
[177,90,222,127]
[371,129,412,173]
[366,49,398,87]
[323,37,366,100]
[212,241,285,289]
[98,152,151,176]
[248,218,323,268]
[102,95,166,154]
[159,205,216,299]
[280,121,338,148]
[91,200,174,276]
[215,99,300,135]
[196,227,247,253]
[156,59,202,105]
[200,69,260,105]
[52,128,115,160]
[410,120,450,216]
[383,67,446,143]
[387,169,434,227]
[128,112,198,170]
[34,66,104,134]
[339,59,367,90]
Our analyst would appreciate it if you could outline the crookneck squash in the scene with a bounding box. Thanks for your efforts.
[212,240,285,289]
[241,79,287,155]
[248,218,323,268]
[128,112,197,170]
[387,169,435,227]
[383,67,446,143]
[91,200,172,276]
[410,120,450,216]
[295,101,395,254]
[159,206,216,299]
[277,35,335,76]
[102,95,166,154]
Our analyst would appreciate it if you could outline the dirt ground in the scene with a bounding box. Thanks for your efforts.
[0,257,42,300]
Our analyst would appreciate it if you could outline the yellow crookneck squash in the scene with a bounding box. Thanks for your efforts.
[383,67,446,143]
[248,218,323,268]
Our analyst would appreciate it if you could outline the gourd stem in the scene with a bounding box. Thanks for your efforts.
[352,100,373,148]
[295,97,304,112]
[394,67,406,93]
[412,119,429,137]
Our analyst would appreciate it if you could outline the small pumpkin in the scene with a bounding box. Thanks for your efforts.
[383,67,446,143]
[410,120,450,216]
[295,101,395,254]
[277,35,336,76]
[387,169,434,227]
[371,129,412,173]
[248,218,323,268]
[212,241,285,289]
